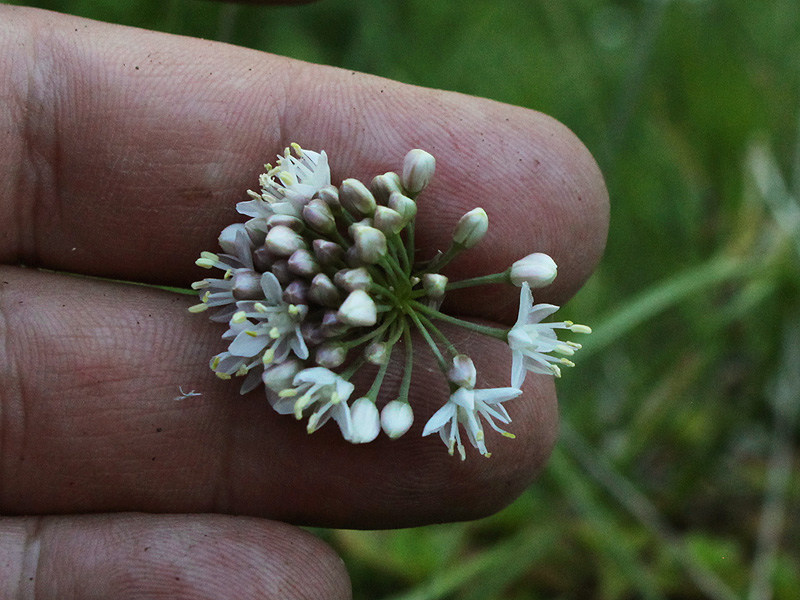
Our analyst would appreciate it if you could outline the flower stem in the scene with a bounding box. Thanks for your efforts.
[406,308,448,373]
[444,270,511,290]
[415,312,458,358]
[409,300,509,341]
[397,323,414,404]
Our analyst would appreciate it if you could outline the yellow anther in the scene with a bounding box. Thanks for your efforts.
[235,365,248,377]
[262,348,275,365]
[232,311,248,324]
[245,330,258,337]
[223,269,233,280]
[288,304,300,316]
[290,142,303,156]
[188,303,209,313]
[201,291,211,302]
[211,357,221,370]
[215,372,232,380]
[269,327,281,340]
[570,324,592,334]
[278,388,298,398]
[195,258,215,269]
[254,302,268,313]
[191,280,209,290]
[200,251,219,261]
[560,358,576,368]
[501,431,517,439]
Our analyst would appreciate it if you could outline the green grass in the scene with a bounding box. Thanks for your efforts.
[5,0,799,598]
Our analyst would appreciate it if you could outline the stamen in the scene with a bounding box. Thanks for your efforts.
[191,280,209,290]
[269,327,281,340]
[569,324,592,334]
[278,388,298,398]
[262,348,275,364]
[245,330,258,337]
[254,302,268,313]
[215,372,232,380]
[188,303,209,313]
[232,311,247,324]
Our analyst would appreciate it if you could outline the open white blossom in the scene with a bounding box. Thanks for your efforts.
[423,385,522,459]
[273,367,356,439]
[507,282,591,387]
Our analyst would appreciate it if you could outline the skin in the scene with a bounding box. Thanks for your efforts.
[0,2,609,599]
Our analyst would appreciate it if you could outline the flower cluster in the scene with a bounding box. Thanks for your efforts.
[191,144,590,458]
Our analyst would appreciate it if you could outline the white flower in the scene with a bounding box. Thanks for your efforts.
[224,272,309,364]
[423,386,522,459]
[237,145,331,221]
[507,282,591,387]
[274,367,356,440]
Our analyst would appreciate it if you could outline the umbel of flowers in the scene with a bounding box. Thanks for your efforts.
[190,144,591,459]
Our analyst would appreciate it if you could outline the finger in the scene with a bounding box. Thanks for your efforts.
[0,267,557,528]
[0,514,350,600]
[0,7,608,324]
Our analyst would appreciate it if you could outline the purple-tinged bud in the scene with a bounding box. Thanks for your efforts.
[388,191,417,223]
[312,239,344,266]
[349,398,381,443]
[509,252,558,288]
[353,226,387,264]
[244,219,268,246]
[231,269,264,300]
[315,343,347,369]
[422,273,448,301]
[301,322,326,346]
[309,273,341,307]
[267,214,304,232]
[218,223,251,255]
[373,205,405,235]
[252,246,277,272]
[338,289,377,327]
[321,310,349,337]
[345,246,365,268]
[380,400,414,439]
[270,259,292,285]
[334,267,372,292]
[340,178,377,217]
[283,279,310,305]
[314,185,341,210]
[303,199,336,234]
[448,354,477,389]
[364,341,388,365]
[452,207,488,248]
[288,249,320,278]
[402,149,435,194]
[370,171,403,204]
[265,225,306,256]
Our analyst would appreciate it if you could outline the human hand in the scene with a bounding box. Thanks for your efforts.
[0,4,608,598]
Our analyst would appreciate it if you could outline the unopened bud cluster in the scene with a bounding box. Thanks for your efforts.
[191,145,591,458]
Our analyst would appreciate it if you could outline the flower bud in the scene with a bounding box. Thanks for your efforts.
[288,249,320,278]
[244,219,268,246]
[349,398,381,443]
[300,322,326,346]
[230,269,263,300]
[303,199,336,234]
[309,273,341,307]
[422,273,448,301]
[314,185,341,210]
[370,171,403,204]
[283,279,310,305]
[402,149,435,194]
[388,191,417,223]
[338,289,377,326]
[218,223,251,255]
[380,400,414,439]
[448,355,477,389]
[267,214,304,232]
[312,239,344,266]
[340,178,377,217]
[270,259,292,285]
[353,226,387,264]
[509,252,558,288]
[452,207,488,249]
[321,310,349,337]
[345,245,366,268]
[315,343,347,369]
[263,358,304,398]
[265,225,306,256]
[334,267,372,292]
[364,341,388,365]
[373,205,405,235]
[252,246,277,272]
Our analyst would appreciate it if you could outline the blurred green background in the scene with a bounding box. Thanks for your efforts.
[5,0,798,598]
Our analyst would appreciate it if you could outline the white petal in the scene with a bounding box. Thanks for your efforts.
[228,329,269,357]
[422,403,456,437]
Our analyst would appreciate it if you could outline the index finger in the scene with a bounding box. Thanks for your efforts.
[0,6,608,323]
